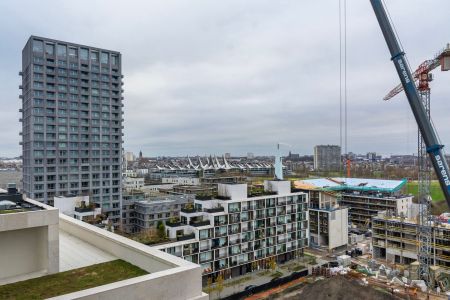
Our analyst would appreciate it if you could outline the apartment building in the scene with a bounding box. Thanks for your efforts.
[120,191,193,234]
[307,190,348,250]
[20,36,123,226]
[162,177,200,186]
[154,181,309,284]
[372,212,450,269]
[313,145,341,171]
[297,178,412,228]
[123,176,145,191]
[134,194,193,231]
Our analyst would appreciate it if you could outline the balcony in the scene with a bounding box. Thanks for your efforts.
[229,238,241,245]
[189,220,210,227]
[166,221,182,227]
[176,233,195,241]
[206,207,224,213]
[74,207,93,213]
[181,207,200,214]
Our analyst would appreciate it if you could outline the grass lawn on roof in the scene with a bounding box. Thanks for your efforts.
[0,259,148,300]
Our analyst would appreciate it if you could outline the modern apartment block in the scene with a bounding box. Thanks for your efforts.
[372,212,450,271]
[313,145,341,171]
[20,36,123,226]
[297,178,412,228]
[120,191,193,234]
[306,190,348,250]
[154,181,309,284]
[133,194,193,231]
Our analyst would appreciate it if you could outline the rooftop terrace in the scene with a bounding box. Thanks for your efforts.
[0,198,208,300]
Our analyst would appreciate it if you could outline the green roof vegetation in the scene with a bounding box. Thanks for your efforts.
[0,259,148,300]
[0,209,25,215]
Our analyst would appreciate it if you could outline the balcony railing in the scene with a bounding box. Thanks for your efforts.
[166,221,182,227]
[177,233,195,241]
[189,220,211,227]
[74,207,93,213]
[206,207,224,213]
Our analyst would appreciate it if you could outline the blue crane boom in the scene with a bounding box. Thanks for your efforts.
[370,0,450,207]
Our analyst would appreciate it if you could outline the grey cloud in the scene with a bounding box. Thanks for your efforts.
[0,0,449,157]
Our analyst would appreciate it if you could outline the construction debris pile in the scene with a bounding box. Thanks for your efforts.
[296,276,399,300]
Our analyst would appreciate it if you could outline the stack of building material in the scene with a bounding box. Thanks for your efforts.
[411,280,427,292]
[349,233,364,244]
[357,242,370,254]
[337,255,351,267]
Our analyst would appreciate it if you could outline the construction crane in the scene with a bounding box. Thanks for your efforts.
[370,0,450,287]
[384,45,450,102]
[383,44,450,288]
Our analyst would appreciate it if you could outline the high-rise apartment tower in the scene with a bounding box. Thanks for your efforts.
[313,145,341,171]
[20,36,123,226]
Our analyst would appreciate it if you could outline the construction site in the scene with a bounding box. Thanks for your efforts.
[230,0,450,299]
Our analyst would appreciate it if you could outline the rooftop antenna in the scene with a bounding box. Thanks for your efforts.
[275,143,291,180]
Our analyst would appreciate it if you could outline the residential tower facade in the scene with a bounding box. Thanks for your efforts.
[20,36,123,226]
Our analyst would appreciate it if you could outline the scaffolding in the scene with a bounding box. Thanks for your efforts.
[417,88,432,284]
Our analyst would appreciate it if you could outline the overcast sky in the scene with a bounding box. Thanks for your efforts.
[0,1,449,158]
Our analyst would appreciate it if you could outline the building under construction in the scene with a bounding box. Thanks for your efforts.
[373,212,450,268]
[372,212,450,291]
[296,178,413,228]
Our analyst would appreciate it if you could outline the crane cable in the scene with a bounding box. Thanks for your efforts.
[339,0,343,175]
[339,0,348,176]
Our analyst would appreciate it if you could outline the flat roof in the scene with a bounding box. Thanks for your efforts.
[295,177,407,193]
[59,229,116,272]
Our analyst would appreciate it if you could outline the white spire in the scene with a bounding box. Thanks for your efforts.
[275,143,283,180]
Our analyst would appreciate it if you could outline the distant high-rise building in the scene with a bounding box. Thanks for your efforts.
[224,153,231,159]
[20,36,124,226]
[125,151,135,162]
[247,152,254,159]
[367,152,377,162]
[313,145,341,171]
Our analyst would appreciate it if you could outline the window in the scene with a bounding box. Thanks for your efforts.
[80,48,89,60]
[32,40,44,52]
[91,51,99,62]
[57,44,67,57]
[101,52,109,64]
[111,54,119,66]
[68,47,78,58]
[45,43,54,55]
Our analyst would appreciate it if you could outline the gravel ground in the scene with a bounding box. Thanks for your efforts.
[278,276,401,300]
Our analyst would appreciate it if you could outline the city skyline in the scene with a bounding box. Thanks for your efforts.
[1,1,450,157]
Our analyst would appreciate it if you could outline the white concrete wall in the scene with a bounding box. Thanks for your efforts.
[396,196,413,217]
[53,215,207,300]
[123,177,145,191]
[0,199,59,282]
[328,208,349,250]
[49,268,208,300]
[136,169,149,176]
[59,215,177,273]
[217,183,247,200]
[54,195,90,216]
[0,227,47,280]
[264,180,291,195]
